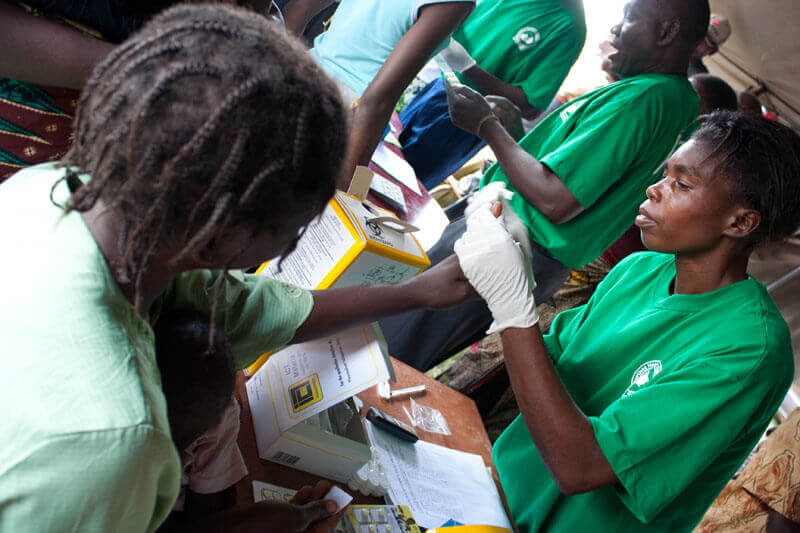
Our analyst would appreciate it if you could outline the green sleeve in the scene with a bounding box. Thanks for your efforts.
[539,90,655,210]
[1,425,180,533]
[518,22,584,109]
[590,353,790,523]
[165,270,314,369]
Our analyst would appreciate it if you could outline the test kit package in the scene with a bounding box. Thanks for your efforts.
[246,182,429,376]
[246,324,393,481]
[256,190,429,290]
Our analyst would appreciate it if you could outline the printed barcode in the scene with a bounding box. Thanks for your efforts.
[271,451,300,465]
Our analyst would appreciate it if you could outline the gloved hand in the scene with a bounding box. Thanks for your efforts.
[438,38,477,72]
[465,182,532,259]
[445,77,497,137]
[454,205,538,334]
[486,95,524,141]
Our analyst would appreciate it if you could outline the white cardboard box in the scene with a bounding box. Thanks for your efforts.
[246,324,392,481]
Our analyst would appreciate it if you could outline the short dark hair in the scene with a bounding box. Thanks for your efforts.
[155,310,236,450]
[693,110,800,246]
[665,0,711,48]
[59,4,348,308]
[690,74,738,113]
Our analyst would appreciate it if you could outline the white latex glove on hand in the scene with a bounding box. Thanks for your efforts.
[438,38,477,72]
[454,205,538,334]
[465,182,533,259]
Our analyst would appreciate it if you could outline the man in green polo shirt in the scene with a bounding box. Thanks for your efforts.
[398,0,586,188]
[380,0,710,370]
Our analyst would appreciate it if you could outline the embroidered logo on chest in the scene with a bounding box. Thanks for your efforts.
[623,360,662,397]
[513,26,540,51]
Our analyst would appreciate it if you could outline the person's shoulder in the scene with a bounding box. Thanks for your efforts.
[605,74,693,102]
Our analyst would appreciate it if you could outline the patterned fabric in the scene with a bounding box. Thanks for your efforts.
[696,408,800,532]
[0,78,78,181]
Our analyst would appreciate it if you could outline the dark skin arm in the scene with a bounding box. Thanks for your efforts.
[159,480,345,533]
[446,81,583,223]
[292,255,475,343]
[0,0,114,89]
[339,2,472,189]
[459,64,542,121]
[500,325,618,494]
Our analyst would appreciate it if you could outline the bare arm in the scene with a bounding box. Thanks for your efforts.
[445,82,582,223]
[0,0,114,89]
[480,118,582,223]
[460,65,542,120]
[500,325,618,494]
[339,2,472,188]
[291,255,474,343]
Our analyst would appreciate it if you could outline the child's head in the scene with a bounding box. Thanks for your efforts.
[62,4,347,300]
[639,110,800,254]
[154,310,236,450]
[689,74,737,115]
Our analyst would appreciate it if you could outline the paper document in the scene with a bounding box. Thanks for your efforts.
[366,421,512,530]
[371,143,422,196]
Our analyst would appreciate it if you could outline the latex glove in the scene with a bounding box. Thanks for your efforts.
[438,38,477,72]
[445,77,498,137]
[465,182,532,259]
[454,205,538,334]
[486,95,524,141]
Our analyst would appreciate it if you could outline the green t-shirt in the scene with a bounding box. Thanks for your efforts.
[452,0,586,109]
[493,252,793,532]
[0,163,314,532]
[481,73,699,269]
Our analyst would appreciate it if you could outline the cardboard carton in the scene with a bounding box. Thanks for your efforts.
[256,190,429,289]
[246,324,392,481]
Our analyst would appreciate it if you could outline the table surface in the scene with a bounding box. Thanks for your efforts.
[234,357,503,507]
[366,112,448,251]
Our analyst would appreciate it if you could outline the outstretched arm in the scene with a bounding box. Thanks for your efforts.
[291,255,475,343]
[446,81,583,223]
[0,0,113,89]
[339,1,472,188]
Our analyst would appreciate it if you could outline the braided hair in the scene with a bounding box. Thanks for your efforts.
[693,110,800,247]
[58,4,347,308]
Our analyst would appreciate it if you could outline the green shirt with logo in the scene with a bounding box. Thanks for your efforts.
[480,73,699,269]
[452,0,586,109]
[493,252,793,532]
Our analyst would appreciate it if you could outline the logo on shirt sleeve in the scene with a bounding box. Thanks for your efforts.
[513,26,541,51]
[623,360,662,397]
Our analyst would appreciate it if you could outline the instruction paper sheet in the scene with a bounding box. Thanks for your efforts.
[371,143,422,196]
[366,421,512,530]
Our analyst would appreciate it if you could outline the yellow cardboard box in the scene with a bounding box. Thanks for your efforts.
[246,188,429,375]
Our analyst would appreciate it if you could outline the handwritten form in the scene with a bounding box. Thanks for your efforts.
[366,421,512,530]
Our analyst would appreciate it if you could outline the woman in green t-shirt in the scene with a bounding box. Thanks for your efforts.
[455,111,800,531]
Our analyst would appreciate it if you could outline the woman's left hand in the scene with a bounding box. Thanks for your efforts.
[445,78,496,137]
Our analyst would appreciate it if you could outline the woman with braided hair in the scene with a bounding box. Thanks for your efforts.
[0,5,474,531]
